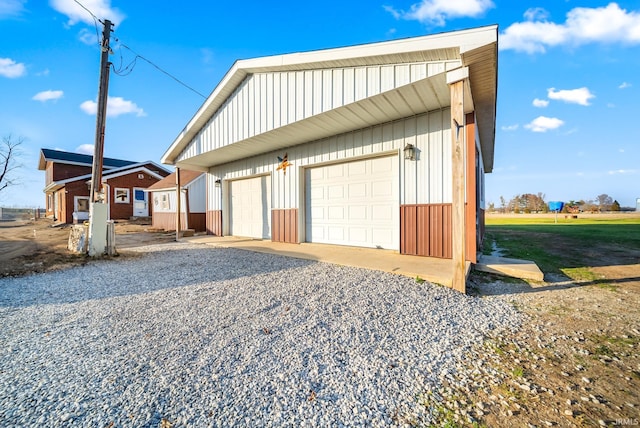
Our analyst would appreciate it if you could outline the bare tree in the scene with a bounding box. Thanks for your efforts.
[596,194,613,212]
[0,135,23,194]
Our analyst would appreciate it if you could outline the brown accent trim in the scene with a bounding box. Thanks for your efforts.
[153,212,206,232]
[272,209,299,243]
[465,113,477,263]
[206,210,223,236]
[400,204,452,259]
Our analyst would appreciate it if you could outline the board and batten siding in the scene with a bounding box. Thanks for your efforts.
[176,60,460,163]
[206,109,452,216]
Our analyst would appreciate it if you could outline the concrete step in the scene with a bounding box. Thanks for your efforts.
[474,255,544,281]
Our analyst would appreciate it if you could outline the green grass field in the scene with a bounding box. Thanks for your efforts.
[484,214,640,280]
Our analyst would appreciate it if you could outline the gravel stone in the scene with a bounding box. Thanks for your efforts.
[0,243,521,426]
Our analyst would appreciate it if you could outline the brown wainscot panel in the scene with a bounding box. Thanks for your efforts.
[272,209,298,244]
[188,213,206,233]
[400,204,452,259]
[206,210,223,236]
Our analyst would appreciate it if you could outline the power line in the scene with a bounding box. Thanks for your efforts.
[73,0,102,24]
[115,41,207,99]
[73,0,102,48]
[71,0,207,100]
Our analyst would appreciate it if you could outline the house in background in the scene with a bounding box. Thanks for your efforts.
[161,26,498,291]
[39,148,171,224]
[145,170,207,232]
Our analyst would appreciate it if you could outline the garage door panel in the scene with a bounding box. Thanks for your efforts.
[327,164,344,178]
[372,204,393,220]
[372,180,393,197]
[328,227,344,240]
[349,228,368,243]
[348,161,367,175]
[305,156,398,250]
[328,206,345,220]
[328,185,344,199]
[348,182,367,198]
[349,205,367,220]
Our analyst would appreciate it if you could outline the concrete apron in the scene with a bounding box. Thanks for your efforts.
[184,235,457,288]
[182,236,543,288]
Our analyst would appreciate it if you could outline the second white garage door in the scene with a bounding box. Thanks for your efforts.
[305,156,399,250]
[229,175,271,239]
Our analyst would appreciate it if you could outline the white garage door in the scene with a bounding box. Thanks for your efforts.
[305,155,399,250]
[230,175,271,239]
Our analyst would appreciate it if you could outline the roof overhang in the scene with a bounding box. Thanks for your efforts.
[163,25,497,172]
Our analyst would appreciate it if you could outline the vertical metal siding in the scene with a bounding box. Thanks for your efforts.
[205,110,452,216]
[175,60,463,164]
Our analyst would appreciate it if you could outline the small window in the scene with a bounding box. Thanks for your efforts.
[161,194,170,210]
[77,197,90,212]
[114,188,130,204]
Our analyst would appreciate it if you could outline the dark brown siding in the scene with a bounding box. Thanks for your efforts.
[106,172,160,220]
[62,180,91,224]
[272,209,298,244]
[51,163,91,182]
[206,210,223,236]
[188,213,206,232]
[400,204,452,258]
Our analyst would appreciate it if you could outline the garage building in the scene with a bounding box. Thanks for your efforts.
[161,26,498,291]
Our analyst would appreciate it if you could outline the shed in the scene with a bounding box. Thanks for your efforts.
[146,170,207,232]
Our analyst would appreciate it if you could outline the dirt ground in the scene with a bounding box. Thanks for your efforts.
[0,217,175,277]
[1,216,638,427]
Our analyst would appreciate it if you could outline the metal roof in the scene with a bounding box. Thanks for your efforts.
[162,25,498,172]
[38,148,138,170]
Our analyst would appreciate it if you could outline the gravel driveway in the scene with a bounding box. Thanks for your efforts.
[0,242,520,427]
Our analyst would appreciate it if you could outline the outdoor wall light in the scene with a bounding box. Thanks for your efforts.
[404,143,416,161]
[215,179,221,188]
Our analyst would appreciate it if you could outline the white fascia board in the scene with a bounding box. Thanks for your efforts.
[446,67,469,84]
[162,25,498,165]
[101,166,166,181]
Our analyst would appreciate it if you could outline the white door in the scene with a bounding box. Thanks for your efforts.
[230,175,271,239]
[133,188,148,217]
[305,155,399,250]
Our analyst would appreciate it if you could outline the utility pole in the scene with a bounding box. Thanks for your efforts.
[89,19,112,203]
[88,19,113,256]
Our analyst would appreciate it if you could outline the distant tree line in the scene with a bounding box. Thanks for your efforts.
[488,193,625,213]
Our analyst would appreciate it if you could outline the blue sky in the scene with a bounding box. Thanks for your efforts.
[1,0,639,208]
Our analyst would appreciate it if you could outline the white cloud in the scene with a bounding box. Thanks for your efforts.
[619,81,632,89]
[79,28,98,45]
[500,3,640,53]
[32,90,64,102]
[384,0,494,26]
[50,0,125,26]
[547,87,595,106]
[523,7,548,22]
[80,96,146,117]
[532,98,549,107]
[501,124,519,131]
[0,0,26,18]
[0,57,26,78]
[524,116,564,132]
[75,144,94,155]
[608,169,638,175]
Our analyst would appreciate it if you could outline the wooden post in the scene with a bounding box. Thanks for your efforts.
[448,69,467,293]
[175,167,181,241]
